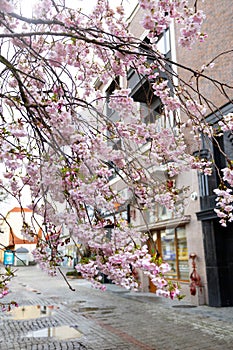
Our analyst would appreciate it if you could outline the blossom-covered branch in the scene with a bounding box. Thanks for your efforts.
[0,0,232,303]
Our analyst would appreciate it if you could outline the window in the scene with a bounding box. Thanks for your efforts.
[106,77,120,118]
[105,78,122,151]
[144,204,173,224]
[161,229,177,278]
[197,128,233,205]
[177,227,189,280]
[128,29,174,133]
[140,100,163,125]
[151,227,189,281]
[156,29,171,55]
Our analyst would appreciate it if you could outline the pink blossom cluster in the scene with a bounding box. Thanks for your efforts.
[218,113,233,132]
[139,0,181,35]
[20,222,36,242]
[179,10,207,49]
[152,79,181,112]
[76,239,180,298]
[109,89,135,118]
[222,167,233,187]
[0,0,230,303]
[110,120,189,173]
[0,267,18,312]
[214,188,233,227]
[213,166,233,226]
[138,0,207,49]
[0,0,13,13]
[0,121,32,201]
[185,99,207,118]
[22,162,41,198]
[0,286,9,299]
[190,156,213,176]
[32,227,63,276]
[148,128,190,169]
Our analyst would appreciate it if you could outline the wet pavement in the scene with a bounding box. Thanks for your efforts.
[1,265,233,349]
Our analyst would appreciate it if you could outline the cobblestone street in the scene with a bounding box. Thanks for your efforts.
[1,266,233,350]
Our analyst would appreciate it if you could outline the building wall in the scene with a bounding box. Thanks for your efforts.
[128,5,145,40]
[176,169,207,304]
[0,222,9,263]
[175,0,233,111]
[128,5,208,304]
[0,207,43,263]
[173,1,233,306]
[98,3,213,304]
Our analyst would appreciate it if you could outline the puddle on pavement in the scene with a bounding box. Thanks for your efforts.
[73,306,115,314]
[78,306,99,312]
[9,305,59,320]
[78,307,100,313]
[124,295,164,304]
[100,309,114,314]
[26,325,82,339]
[172,305,197,308]
[61,300,86,306]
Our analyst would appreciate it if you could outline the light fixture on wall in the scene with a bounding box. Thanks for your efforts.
[190,192,198,201]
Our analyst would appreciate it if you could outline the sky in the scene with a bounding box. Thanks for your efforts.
[65,0,138,17]
[19,0,138,18]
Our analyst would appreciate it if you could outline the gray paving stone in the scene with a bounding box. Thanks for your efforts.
[1,265,233,350]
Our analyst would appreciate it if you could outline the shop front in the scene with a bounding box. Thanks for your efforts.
[148,225,189,292]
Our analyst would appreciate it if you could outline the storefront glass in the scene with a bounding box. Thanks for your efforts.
[161,229,177,278]
[153,227,189,281]
[177,227,189,280]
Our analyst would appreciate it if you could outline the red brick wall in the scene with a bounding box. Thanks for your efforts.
[174,0,233,113]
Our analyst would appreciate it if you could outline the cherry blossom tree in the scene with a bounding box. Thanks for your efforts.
[0,0,232,309]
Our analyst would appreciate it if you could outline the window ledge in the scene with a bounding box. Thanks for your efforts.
[136,215,191,232]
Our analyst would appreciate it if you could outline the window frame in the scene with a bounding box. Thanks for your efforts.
[150,226,189,282]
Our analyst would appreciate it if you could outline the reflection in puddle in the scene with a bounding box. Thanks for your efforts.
[73,306,115,315]
[26,325,82,339]
[78,307,99,313]
[9,305,59,320]
[172,305,197,308]
[101,309,114,314]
